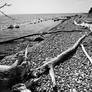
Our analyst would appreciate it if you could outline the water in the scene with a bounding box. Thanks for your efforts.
[0,13,75,29]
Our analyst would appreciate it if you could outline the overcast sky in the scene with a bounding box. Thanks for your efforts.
[0,0,92,14]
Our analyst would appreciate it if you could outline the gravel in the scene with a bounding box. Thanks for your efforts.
[1,15,92,92]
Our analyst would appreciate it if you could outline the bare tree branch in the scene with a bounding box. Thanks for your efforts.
[0,10,15,20]
[0,3,11,9]
[32,33,88,71]
[73,20,92,31]
[49,64,56,87]
[24,44,29,60]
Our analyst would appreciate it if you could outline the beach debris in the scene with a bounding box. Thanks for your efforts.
[0,3,11,9]
[73,20,92,31]
[20,44,31,80]
[74,20,89,27]
[0,60,18,72]
[0,3,15,20]
[74,20,92,32]
[24,44,29,60]
[21,44,29,66]
[81,44,92,64]
[12,83,31,92]
[49,64,56,87]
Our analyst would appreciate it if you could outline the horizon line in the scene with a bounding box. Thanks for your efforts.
[0,12,88,16]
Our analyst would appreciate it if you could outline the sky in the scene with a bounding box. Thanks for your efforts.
[0,0,92,14]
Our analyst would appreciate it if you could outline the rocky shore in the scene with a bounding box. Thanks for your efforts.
[1,14,92,92]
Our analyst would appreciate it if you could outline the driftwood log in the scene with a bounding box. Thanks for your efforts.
[0,30,83,44]
[73,20,92,30]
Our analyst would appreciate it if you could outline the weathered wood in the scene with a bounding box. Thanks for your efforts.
[0,30,83,44]
[32,33,87,71]
[81,44,92,64]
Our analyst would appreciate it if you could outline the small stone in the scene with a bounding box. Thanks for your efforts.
[70,88,77,92]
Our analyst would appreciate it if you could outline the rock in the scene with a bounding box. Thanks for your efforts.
[34,37,44,42]
[7,24,20,29]
[14,25,20,28]
[7,25,14,29]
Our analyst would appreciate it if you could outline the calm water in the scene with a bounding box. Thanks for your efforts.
[0,13,76,29]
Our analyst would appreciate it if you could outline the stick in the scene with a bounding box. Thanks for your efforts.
[49,64,56,87]
[24,44,29,60]
[81,44,92,64]
[34,33,88,71]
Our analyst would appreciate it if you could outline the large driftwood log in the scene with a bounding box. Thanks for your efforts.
[0,3,11,9]
[23,33,89,91]
[31,33,87,71]
[0,30,83,44]
[0,3,15,20]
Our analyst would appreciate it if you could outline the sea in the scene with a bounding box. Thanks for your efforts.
[0,13,77,29]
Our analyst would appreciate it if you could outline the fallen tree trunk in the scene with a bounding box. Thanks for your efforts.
[31,33,87,71]
[81,44,92,64]
[0,30,83,44]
